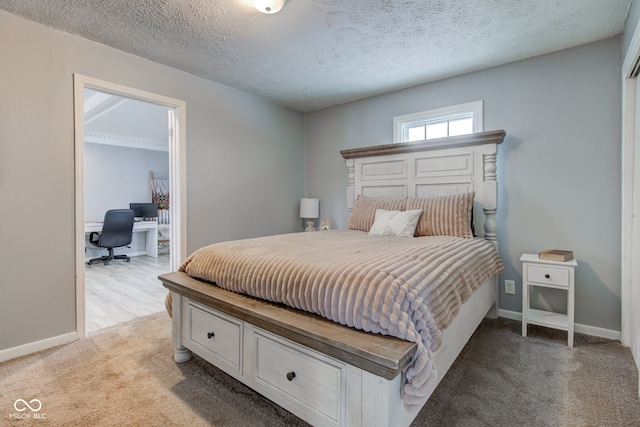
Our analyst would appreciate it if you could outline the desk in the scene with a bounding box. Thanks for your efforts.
[85,221,158,258]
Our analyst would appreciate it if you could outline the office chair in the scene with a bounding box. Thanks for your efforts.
[87,209,135,265]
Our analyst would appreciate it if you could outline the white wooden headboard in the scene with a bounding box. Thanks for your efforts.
[340,130,506,244]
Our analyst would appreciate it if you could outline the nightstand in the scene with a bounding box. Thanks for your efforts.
[520,253,578,347]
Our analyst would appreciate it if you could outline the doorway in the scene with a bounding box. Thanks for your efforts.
[74,74,186,337]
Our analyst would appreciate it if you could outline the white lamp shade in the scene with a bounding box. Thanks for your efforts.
[253,0,285,14]
[300,198,319,219]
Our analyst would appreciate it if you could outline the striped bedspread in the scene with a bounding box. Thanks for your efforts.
[179,229,503,410]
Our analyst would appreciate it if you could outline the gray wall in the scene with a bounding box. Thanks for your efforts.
[84,143,169,222]
[0,10,303,351]
[624,0,640,56]
[304,37,623,332]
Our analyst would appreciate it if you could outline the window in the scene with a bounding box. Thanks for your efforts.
[393,101,483,143]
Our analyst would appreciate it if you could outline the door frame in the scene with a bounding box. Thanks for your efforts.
[622,20,640,397]
[73,74,187,337]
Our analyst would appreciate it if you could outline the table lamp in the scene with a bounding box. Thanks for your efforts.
[300,198,319,232]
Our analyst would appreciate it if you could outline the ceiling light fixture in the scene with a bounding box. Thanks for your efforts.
[253,0,287,14]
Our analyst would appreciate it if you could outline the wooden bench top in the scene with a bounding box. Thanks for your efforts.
[159,271,417,380]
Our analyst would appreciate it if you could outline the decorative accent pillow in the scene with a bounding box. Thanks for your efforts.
[406,192,475,238]
[347,195,407,232]
[369,209,422,238]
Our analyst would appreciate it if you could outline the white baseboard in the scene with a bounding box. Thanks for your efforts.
[498,309,621,342]
[575,322,621,341]
[498,309,522,322]
[0,311,623,364]
[0,332,77,363]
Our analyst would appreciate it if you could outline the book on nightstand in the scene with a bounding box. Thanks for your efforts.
[538,249,574,262]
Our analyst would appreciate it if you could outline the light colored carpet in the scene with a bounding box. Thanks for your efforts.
[1,312,638,426]
[0,312,305,427]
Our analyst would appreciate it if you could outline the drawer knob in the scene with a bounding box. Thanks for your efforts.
[286,371,296,381]
[207,332,215,339]
[544,274,551,279]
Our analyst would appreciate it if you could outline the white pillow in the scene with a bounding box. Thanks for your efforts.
[368,209,422,238]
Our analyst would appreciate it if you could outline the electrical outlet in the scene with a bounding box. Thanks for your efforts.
[504,280,516,295]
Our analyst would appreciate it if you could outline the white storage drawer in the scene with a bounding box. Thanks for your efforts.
[252,330,345,426]
[527,265,569,287]
[189,303,242,372]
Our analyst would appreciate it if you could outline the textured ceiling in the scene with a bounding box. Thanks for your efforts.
[0,0,632,112]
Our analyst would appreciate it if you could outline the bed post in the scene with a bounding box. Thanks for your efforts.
[482,146,500,319]
[346,158,355,211]
[171,292,193,363]
[482,148,498,247]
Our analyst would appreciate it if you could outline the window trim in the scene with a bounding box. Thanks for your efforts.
[392,100,483,143]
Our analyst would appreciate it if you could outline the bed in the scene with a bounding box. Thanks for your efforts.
[159,129,506,427]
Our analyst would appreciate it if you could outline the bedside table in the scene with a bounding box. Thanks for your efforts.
[520,253,578,347]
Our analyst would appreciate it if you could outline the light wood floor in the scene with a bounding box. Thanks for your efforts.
[85,254,171,334]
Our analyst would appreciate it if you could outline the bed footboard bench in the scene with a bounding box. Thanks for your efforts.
[160,271,418,427]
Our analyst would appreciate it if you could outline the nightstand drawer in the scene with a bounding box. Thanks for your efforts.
[527,265,569,287]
